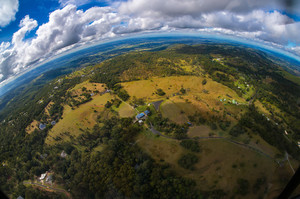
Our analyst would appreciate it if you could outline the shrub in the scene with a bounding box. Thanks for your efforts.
[156,88,166,96]
[178,153,199,170]
[180,140,201,152]
[236,178,249,195]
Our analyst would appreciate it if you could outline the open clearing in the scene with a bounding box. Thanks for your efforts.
[137,130,293,198]
[70,81,106,94]
[160,100,189,124]
[122,76,247,122]
[187,125,211,137]
[26,120,39,134]
[26,101,54,134]
[117,102,136,118]
[45,93,113,145]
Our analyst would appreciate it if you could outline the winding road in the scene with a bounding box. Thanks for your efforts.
[149,123,275,161]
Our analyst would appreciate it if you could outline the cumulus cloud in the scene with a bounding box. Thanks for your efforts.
[0,4,124,82]
[0,0,19,27]
[59,0,92,7]
[59,0,112,7]
[0,0,300,85]
[119,0,279,16]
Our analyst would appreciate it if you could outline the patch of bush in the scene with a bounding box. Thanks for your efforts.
[180,140,201,152]
[236,178,249,195]
[105,101,112,108]
[229,125,246,137]
[180,87,186,94]
[117,89,130,101]
[178,153,199,170]
[253,177,266,193]
[218,121,231,131]
[210,122,217,130]
[156,88,166,96]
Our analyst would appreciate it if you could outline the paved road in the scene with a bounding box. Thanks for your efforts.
[152,100,163,111]
[24,181,72,198]
[149,124,176,139]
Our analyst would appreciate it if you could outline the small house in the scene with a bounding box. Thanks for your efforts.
[39,173,47,180]
[40,153,48,159]
[60,150,67,158]
[46,174,53,183]
[144,110,151,116]
[187,122,192,126]
[138,120,143,124]
[136,113,145,119]
[39,123,46,130]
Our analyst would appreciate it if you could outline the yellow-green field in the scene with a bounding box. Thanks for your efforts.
[116,102,136,118]
[137,131,294,198]
[160,100,190,124]
[45,93,113,145]
[278,68,300,86]
[187,125,211,137]
[122,76,247,122]
[69,81,106,98]
[26,101,54,134]
[26,120,39,134]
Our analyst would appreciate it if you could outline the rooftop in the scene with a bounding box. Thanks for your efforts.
[136,113,145,119]
[39,123,46,130]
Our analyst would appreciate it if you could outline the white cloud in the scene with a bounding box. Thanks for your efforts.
[0,4,124,81]
[119,0,279,16]
[0,0,19,27]
[59,0,91,6]
[0,1,300,85]
[58,0,111,7]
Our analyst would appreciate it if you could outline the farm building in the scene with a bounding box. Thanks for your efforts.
[136,113,145,119]
[39,173,47,180]
[144,110,151,116]
[39,123,46,130]
[46,174,53,183]
[60,150,67,158]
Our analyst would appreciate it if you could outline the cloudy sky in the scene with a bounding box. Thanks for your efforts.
[0,0,300,86]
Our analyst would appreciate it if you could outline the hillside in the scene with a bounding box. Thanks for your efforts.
[0,44,299,198]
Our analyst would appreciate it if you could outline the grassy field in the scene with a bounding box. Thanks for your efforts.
[121,76,246,123]
[70,81,106,98]
[26,120,39,134]
[278,68,300,86]
[137,131,293,198]
[160,100,189,124]
[187,125,211,137]
[45,93,113,145]
[116,102,136,118]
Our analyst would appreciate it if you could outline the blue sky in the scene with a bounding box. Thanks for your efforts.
[0,0,300,86]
